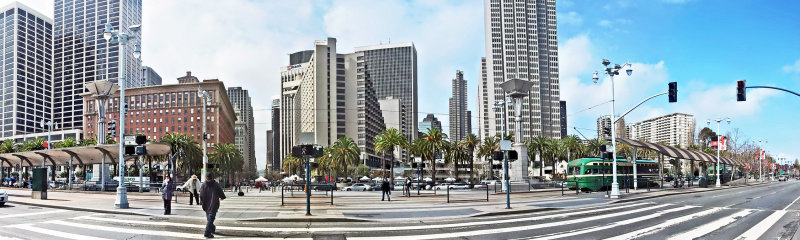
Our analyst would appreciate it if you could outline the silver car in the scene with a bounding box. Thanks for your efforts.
[0,189,7,206]
[343,183,372,191]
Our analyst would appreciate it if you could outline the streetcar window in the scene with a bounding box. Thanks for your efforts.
[592,169,598,174]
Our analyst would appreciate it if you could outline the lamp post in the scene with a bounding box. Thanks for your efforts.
[86,80,120,192]
[40,120,58,181]
[759,139,767,183]
[499,78,534,202]
[707,117,730,187]
[593,59,633,199]
[198,88,211,182]
[103,23,142,209]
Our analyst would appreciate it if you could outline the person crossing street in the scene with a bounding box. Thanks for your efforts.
[200,172,226,238]
[381,179,391,201]
[182,175,200,205]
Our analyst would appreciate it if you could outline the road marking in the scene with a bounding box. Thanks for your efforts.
[605,207,723,240]
[528,206,696,240]
[667,209,754,240]
[783,194,800,210]
[49,220,210,239]
[0,210,69,219]
[347,204,672,240]
[77,202,657,233]
[11,224,111,240]
[736,210,787,240]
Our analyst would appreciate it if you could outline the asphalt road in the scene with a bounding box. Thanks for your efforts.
[0,181,798,240]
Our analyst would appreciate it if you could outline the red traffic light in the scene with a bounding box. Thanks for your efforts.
[737,80,746,101]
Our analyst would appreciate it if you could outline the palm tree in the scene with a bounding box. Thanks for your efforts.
[460,134,479,183]
[562,135,582,162]
[79,137,98,146]
[527,136,550,178]
[329,137,360,182]
[210,143,243,185]
[374,128,407,183]
[422,128,448,182]
[444,142,469,182]
[21,138,46,151]
[282,156,303,175]
[478,135,499,180]
[587,138,607,157]
[161,132,202,179]
[409,137,430,181]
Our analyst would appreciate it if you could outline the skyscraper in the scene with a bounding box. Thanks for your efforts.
[560,101,567,137]
[228,87,256,176]
[266,129,273,171]
[142,66,162,86]
[419,114,442,134]
[354,42,417,162]
[597,115,625,141]
[449,70,470,142]
[270,97,280,171]
[0,3,53,138]
[280,38,386,168]
[626,113,696,148]
[478,0,561,141]
[54,0,143,130]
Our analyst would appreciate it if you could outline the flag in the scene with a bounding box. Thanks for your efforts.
[719,136,727,151]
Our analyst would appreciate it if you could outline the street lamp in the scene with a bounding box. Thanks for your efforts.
[758,139,767,183]
[593,59,632,199]
[86,80,120,192]
[707,117,731,187]
[40,120,58,181]
[499,78,534,208]
[198,88,211,182]
[103,23,142,209]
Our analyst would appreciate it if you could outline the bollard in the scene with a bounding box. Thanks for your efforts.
[447,186,450,203]
[281,186,284,206]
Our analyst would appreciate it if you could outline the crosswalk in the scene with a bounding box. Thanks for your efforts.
[1,202,795,240]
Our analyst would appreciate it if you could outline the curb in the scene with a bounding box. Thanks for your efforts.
[239,217,372,223]
[470,207,559,218]
[8,200,149,216]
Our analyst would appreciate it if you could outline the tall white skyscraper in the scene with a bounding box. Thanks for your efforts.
[626,113,696,149]
[449,70,470,142]
[54,0,143,130]
[478,0,561,141]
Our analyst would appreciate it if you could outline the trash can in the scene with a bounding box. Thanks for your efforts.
[31,168,47,200]
[699,176,708,188]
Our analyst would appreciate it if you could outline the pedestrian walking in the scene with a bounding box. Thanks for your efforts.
[162,176,174,215]
[405,177,412,197]
[234,180,241,192]
[200,172,226,238]
[381,179,391,201]
[182,175,200,205]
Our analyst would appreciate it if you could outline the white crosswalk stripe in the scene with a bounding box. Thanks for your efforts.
[12,224,112,240]
[667,209,755,240]
[735,210,787,240]
[605,207,724,240]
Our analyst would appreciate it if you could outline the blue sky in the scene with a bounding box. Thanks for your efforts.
[7,0,800,170]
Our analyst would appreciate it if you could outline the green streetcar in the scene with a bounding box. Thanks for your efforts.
[566,157,660,191]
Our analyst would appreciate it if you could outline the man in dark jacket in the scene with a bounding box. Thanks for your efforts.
[381,179,391,201]
[200,173,226,238]
[162,176,174,215]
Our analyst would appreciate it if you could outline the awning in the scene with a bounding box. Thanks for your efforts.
[0,143,171,167]
[617,138,741,166]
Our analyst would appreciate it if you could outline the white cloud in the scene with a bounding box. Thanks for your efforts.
[598,20,612,27]
[783,58,800,73]
[558,11,582,25]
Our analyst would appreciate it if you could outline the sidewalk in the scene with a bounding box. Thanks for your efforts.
[2,181,772,222]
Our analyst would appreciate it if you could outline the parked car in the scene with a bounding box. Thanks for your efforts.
[313,184,335,191]
[0,189,7,206]
[435,184,470,190]
[343,183,371,191]
[480,180,499,185]
[778,175,787,181]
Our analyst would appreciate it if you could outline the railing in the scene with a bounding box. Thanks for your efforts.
[281,184,334,206]
[446,183,489,203]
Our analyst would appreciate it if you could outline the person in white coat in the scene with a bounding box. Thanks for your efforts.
[182,174,201,205]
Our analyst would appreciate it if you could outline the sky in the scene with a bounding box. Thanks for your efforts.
[6,0,800,171]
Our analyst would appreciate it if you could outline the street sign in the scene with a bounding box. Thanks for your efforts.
[124,135,137,146]
[499,140,512,151]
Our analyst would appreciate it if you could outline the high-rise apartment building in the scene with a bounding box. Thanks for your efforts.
[597,115,625,141]
[142,66,162,86]
[449,70,470,142]
[478,0,562,141]
[280,38,387,168]
[0,3,53,138]
[354,42,417,163]
[378,96,405,161]
[477,57,490,139]
[54,0,143,130]
[559,101,567,137]
[626,113,696,149]
[266,129,273,172]
[228,87,255,176]
[269,97,280,171]
[419,114,442,134]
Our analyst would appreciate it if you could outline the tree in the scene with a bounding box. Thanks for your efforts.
[328,137,360,182]
[421,128,448,182]
[105,135,117,144]
[587,138,607,157]
[161,132,202,179]
[283,156,302,176]
[460,134,480,183]
[0,139,16,154]
[55,137,78,149]
[21,138,46,151]
[477,135,499,180]
[409,137,430,181]
[373,128,407,183]
[527,136,550,178]
[211,143,244,185]
[443,141,468,182]
[79,137,97,146]
[697,127,717,151]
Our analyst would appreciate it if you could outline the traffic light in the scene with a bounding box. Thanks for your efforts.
[599,145,607,152]
[135,135,147,144]
[203,133,208,140]
[412,162,417,168]
[602,152,613,160]
[493,151,504,161]
[108,120,116,136]
[668,82,677,103]
[507,151,518,162]
[737,80,746,101]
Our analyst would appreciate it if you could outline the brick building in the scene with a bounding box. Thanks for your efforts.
[81,71,236,148]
